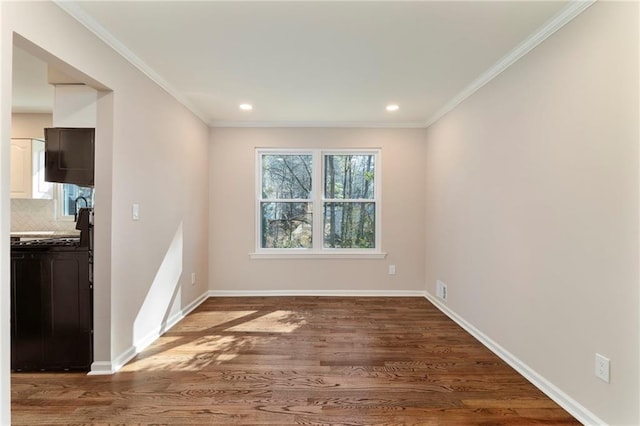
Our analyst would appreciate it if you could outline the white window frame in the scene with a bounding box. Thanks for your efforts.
[54,183,94,221]
[54,184,75,221]
[251,148,385,259]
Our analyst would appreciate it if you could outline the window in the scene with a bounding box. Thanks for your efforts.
[55,183,94,220]
[323,154,376,249]
[256,149,382,257]
[260,153,313,248]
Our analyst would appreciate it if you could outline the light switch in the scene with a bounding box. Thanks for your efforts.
[132,203,140,221]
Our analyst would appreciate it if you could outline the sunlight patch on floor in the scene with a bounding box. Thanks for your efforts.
[121,310,307,372]
[150,335,183,346]
[170,310,258,332]
[226,310,306,333]
[121,335,279,372]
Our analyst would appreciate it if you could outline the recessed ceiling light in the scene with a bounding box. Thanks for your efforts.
[386,104,399,112]
[239,103,253,111]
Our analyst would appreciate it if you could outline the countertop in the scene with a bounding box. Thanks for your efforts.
[10,230,81,239]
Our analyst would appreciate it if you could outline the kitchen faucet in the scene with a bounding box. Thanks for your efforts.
[74,196,89,221]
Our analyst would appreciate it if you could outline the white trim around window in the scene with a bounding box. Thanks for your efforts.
[251,148,385,259]
[54,184,75,221]
[54,183,94,221]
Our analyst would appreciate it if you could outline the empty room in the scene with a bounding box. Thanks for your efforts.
[1,1,638,425]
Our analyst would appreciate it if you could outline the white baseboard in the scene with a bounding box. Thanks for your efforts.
[208,290,427,297]
[132,290,208,354]
[87,361,115,375]
[89,290,210,375]
[423,292,605,426]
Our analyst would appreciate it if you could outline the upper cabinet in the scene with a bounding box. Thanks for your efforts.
[45,128,95,187]
[10,138,53,199]
[10,139,31,199]
[32,139,53,198]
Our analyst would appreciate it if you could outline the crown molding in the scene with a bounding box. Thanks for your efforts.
[210,120,427,128]
[424,0,596,128]
[54,0,595,130]
[52,0,211,125]
[52,1,424,129]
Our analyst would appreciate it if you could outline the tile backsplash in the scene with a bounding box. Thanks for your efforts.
[11,199,77,232]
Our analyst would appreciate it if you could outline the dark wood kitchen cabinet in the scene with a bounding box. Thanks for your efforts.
[45,127,95,187]
[11,250,93,371]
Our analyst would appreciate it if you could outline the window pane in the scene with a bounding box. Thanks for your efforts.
[323,202,375,248]
[324,155,375,200]
[261,202,312,248]
[262,154,312,199]
[62,184,94,216]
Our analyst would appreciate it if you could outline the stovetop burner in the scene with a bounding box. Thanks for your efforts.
[12,237,79,246]
[11,237,83,251]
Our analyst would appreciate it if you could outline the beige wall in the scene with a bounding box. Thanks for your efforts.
[209,127,427,293]
[11,113,51,139]
[424,2,639,424]
[1,3,209,421]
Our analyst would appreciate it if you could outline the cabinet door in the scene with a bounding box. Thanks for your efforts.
[42,251,93,370]
[11,251,93,371]
[31,139,53,199]
[10,139,32,199]
[11,253,45,370]
[44,128,95,187]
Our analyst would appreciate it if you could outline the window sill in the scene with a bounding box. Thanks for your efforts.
[249,251,387,260]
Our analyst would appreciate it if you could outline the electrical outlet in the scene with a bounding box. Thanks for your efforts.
[595,353,610,383]
[436,280,448,301]
[388,265,396,275]
[191,272,196,285]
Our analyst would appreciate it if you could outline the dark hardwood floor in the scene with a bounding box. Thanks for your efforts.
[12,297,579,425]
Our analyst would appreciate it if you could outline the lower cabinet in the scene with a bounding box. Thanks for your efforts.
[11,250,93,371]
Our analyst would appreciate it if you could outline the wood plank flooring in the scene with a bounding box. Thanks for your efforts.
[12,297,579,425]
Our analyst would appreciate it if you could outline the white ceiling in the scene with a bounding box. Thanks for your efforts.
[14,1,589,127]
